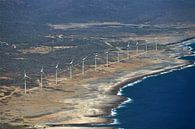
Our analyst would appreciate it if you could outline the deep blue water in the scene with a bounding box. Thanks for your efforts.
[115,43,195,129]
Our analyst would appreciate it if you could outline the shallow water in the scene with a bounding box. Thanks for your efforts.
[115,43,195,129]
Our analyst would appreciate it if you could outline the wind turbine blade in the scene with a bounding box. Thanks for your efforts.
[26,76,31,79]
[56,63,59,69]
[24,72,31,79]
[70,59,74,64]
[41,66,44,73]
[127,43,130,47]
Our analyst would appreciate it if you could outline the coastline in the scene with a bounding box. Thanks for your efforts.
[113,61,194,96]
[0,40,194,129]
[111,61,195,123]
[106,60,191,119]
[43,58,190,128]
[109,40,195,127]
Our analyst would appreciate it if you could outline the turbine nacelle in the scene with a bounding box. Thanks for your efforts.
[24,71,31,79]
[136,41,139,46]
[55,63,59,69]
[127,43,130,48]
[40,66,44,73]
[82,57,87,61]
[70,60,74,65]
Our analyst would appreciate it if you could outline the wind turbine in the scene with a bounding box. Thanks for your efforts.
[24,71,30,94]
[55,63,59,84]
[40,66,44,89]
[127,43,130,59]
[95,53,98,71]
[136,41,139,54]
[82,57,87,75]
[106,51,109,67]
[69,60,73,79]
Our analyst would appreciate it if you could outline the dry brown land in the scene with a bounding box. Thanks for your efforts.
[0,38,193,129]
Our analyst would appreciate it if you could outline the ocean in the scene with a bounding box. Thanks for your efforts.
[114,43,195,129]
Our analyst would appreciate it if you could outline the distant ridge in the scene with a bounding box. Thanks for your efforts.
[1,0,195,43]
[1,0,195,24]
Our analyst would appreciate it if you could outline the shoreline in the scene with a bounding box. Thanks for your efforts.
[111,61,195,120]
[113,61,194,96]
[107,41,195,127]
[107,60,191,118]
[0,40,195,129]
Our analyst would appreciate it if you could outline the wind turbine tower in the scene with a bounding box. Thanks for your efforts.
[82,57,87,75]
[95,53,98,71]
[40,66,44,89]
[127,43,130,59]
[136,41,139,54]
[69,60,73,79]
[55,63,59,84]
[106,51,109,67]
[24,71,30,94]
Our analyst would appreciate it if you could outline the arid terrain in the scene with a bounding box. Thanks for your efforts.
[1,0,195,129]
[1,34,194,128]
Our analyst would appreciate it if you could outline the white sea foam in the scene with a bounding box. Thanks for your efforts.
[182,40,195,46]
[181,53,195,58]
[110,118,121,125]
[109,98,132,126]
[95,118,120,126]
[117,79,143,96]
[118,98,132,108]
[111,109,117,117]
[188,46,193,51]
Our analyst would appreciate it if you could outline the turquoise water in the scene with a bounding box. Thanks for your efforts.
[115,43,195,129]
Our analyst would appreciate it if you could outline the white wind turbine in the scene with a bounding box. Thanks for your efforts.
[106,51,109,67]
[136,41,139,54]
[82,57,87,75]
[94,53,98,71]
[40,66,44,89]
[127,43,130,59]
[24,71,30,94]
[55,63,59,84]
[69,60,73,79]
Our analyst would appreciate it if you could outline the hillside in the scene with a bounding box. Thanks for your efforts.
[1,0,195,24]
[1,0,195,43]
